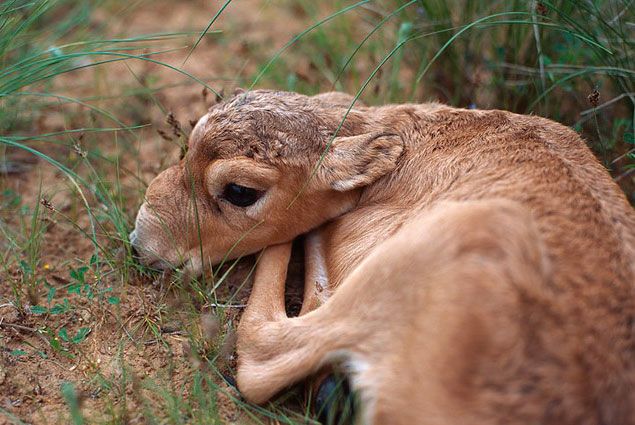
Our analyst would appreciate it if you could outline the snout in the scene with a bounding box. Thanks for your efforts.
[128,229,148,266]
[129,203,182,271]
[129,228,138,251]
[128,228,171,270]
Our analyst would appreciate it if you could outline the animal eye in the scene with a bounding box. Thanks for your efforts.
[223,183,261,207]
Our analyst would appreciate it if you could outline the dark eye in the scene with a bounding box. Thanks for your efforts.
[223,183,261,207]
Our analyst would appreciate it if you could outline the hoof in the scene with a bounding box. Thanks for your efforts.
[222,372,238,389]
[314,373,355,425]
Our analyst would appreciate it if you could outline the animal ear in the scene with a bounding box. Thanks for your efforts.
[318,132,404,191]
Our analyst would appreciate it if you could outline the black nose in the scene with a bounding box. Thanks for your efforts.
[130,243,140,261]
[129,230,142,262]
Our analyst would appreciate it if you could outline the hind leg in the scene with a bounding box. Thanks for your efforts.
[237,200,552,424]
[337,201,553,424]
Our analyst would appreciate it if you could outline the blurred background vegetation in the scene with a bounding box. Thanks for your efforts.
[0,0,633,423]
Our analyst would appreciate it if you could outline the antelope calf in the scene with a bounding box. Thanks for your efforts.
[131,90,635,424]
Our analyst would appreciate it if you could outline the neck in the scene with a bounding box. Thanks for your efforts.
[320,103,450,287]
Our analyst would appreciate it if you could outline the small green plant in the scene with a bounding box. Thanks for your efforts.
[0,186,51,310]
[61,381,85,425]
[58,327,91,345]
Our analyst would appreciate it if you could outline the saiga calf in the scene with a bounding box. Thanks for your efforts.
[131,90,635,424]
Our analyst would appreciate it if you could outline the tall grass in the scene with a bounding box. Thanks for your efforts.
[0,0,221,283]
[0,0,312,423]
[0,0,633,424]
[269,0,634,200]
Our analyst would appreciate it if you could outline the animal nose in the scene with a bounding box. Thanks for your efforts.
[130,244,141,261]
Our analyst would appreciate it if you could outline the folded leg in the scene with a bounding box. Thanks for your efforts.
[237,200,551,424]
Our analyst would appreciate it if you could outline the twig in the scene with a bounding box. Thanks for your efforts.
[612,148,635,165]
[105,308,136,342]
[203,303,247,309]
[609,0,633,24]
[0,320,52,346]
[614,167,635,182]
[0,321,39,333]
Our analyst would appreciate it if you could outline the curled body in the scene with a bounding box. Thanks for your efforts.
[131,90,635,424]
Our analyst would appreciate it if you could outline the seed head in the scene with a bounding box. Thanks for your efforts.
[536,2,548,16]
[73,143,87,158]
[72,134,87,158]
[166,112,183,138]
[157,129,173,142]
[40,198,55,212]
[588,89,600,107]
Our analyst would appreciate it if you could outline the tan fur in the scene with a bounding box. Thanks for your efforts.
[131,90,635,424]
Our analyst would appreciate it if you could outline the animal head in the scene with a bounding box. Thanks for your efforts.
[130,90,403,274]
